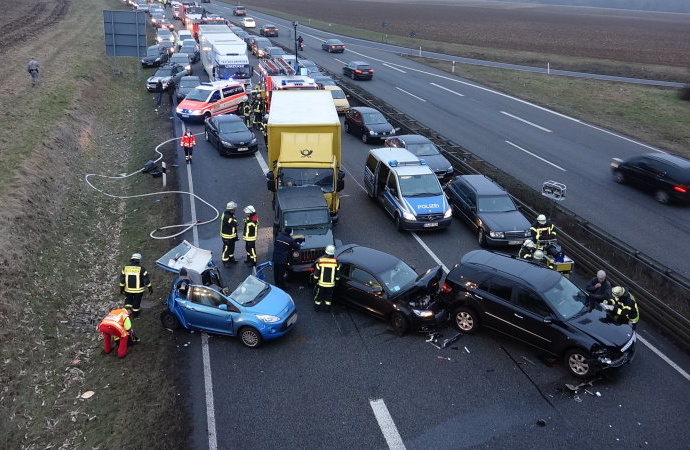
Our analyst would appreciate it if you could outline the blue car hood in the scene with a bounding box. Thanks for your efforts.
[245,285,294,316]
[402,195,447,215]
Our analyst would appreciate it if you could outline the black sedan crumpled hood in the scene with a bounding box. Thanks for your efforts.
[218,130,254,145]
[478,210,530,233]
[568,306,635,348]
[393,265,444,299]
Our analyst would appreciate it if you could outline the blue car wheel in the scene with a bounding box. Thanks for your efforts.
[239,326,263,348]
[160,310,180,330]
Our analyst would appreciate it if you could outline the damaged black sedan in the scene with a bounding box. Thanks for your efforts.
[334,244,448,335]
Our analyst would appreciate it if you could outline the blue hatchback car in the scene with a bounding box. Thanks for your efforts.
[157,241,297,348]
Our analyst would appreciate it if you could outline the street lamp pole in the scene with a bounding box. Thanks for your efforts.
[292,21,299,73]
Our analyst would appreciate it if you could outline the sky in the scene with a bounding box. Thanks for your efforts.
[488,0,690,13]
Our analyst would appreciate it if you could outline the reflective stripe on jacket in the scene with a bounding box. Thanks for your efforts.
[99,308,132,337]
[181,134,196,148]
[220,211,238,239]
[119,263,151,293]
[314,256,340,287]
[243,216,258,241]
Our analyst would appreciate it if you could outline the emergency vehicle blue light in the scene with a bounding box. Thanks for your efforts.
[389,160,398,167]
[281,80,287,85]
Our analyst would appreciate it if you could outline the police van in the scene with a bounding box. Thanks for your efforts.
[176,80,248,122]
[364,148,452,231]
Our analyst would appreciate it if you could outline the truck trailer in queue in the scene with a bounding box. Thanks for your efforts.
[198,25,253,90]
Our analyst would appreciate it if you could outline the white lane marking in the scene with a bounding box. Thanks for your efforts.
[255,148,269,173]
[505,140,566,172]
[182,123,217,450]
[334,58,346,65]
[638,334,690,382]
[201,334,218,450]
[395,87,427,102]
[430,82,464,97]
[342,49,663,152]
[411,233,449,273]
[383,63,406,73]
[370,399,406,450]
[501,111,552,133]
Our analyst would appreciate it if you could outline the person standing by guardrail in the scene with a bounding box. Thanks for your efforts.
[585,270,612,301]
[603,286,639,329]
[27,57,40,87]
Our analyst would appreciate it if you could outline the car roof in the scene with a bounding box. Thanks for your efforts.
[336,244,403,273]
[369,148,423,169]
[276,186,328,210]
[458,250,561,291]
[643,152,690,169]
[349,61,369,65]
[196,80,244,90]
[213,114,243,123]
[455,175,508,196]
[351,106,380,114]
[392,134,432,145]
[180,75,201,81]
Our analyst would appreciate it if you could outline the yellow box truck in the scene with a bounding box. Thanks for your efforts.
[265,90,344,222]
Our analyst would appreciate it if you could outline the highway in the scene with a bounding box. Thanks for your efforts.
[162,4,690,449]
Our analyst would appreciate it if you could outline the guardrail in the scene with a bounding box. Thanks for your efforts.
[328,70,690,351]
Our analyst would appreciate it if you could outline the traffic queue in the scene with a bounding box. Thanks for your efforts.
[109,0,638,379]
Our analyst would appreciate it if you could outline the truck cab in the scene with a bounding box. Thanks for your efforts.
[364,148,452,231]
[274,186,335,273]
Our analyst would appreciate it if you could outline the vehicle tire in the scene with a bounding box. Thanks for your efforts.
[477,228,488,247]
[362,133,369,144]
[612,170,625,184]
[452,306,479,333]
[389,312,409,336]
[205,129,210,141]
[395,214,404,232]
[654,190,671,204]
[344,121,350,134]
[239,326,263,348]
[160,310,180,330]
[564,348,594,378]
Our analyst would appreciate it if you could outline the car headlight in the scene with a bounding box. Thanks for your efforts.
[192,110,203,115]
[444,207,452,218]
[369,130,377,135]
[155,57,161,62]
[446,166,454,174]
[256,314,281,323]
[390,128,396,134]
[402,211,416,221]
[221,140,234,146]
[250,137,257,144]
[412,309,434,318]
[489,231,505,238]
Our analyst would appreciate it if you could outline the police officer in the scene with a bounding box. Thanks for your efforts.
[603,286,639,328]
[272,227,301,290]
[220,201,239,267]
[243,205,259,266]
[530,214,556,245]
[119,253,152,318]
[518,239,537,259]
[312,245,340,312]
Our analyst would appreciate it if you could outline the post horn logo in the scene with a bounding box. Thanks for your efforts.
[300,149,313,158]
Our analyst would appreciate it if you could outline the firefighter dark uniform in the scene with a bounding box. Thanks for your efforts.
[604,286,639,328]
[238,101,252,127]
[220,202,239,267]
[312,246,340,312]
[243,205,259,266]
[530,214,556,245]
[251,97,264,128]
[518,240,536,259]
[181,129,196,164]
[119,253,152,318]
[256,118,267,141]
[98,308,133,358]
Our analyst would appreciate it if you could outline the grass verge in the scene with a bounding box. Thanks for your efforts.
[0,0,188,448]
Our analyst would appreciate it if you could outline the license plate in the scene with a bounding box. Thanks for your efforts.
[181,114,189,118]
[424,222,439,228]
[287,313,297,326]
[238,147,249,151]
[508,240,522,245]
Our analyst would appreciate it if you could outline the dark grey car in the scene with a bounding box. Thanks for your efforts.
[385,135,454,184]
[141,45,170,68]
[611,152,690,204]
[204,114,258,156]
[344,107,397,144]
[176,76,201,101]
[444,175,531,247]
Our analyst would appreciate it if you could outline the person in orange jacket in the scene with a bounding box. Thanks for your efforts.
[180,129,196,164]
[98,307,137,358]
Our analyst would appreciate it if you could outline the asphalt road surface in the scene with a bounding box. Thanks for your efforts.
[158,5,690,449]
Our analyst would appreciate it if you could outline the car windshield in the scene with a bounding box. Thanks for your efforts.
[229,275,269,306]
[158,30,171,37]
[186,6,203,14]
[379,261,418,293]
[477,195,516,213]
[406,142,440,157]
[542,277,588,320]
[399,174,442,197]
[171,56,188,63]
[185,88,210,102]
[362,112,387,124]
[146,47,160,56]
[179,79,200,88]
[218,66,252,79]
[279,168,334,193]
[218,121,247,133]
[329,90,346,99]
[180,46,196,54]
[155,68,174,77]
[283,209,331,228]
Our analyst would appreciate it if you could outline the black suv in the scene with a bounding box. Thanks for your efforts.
[444,175,531,247]
[611,152,690,204]
[273,186,335,273]
[442,250,636,378]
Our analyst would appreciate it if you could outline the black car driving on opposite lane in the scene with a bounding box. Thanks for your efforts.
[385,135,454,184]
[334,244,448,335]
[343,61,374,80]
[611,152,690,205]
[344,107,397,144]
[204,114,258,156]
[444,175,532,247]
[322,38,345,53]
[441,250,636,378]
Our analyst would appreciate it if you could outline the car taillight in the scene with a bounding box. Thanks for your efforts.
[369,69,375,73]
[354,69,362,73]
[674,185,687,193]
[442,282,452,294]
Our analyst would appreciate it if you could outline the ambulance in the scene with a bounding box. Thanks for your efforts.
[176,81,248,122]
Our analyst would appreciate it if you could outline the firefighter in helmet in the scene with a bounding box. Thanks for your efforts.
[220,201,239,267]
[312,245,340,312]
[243,205,259,266]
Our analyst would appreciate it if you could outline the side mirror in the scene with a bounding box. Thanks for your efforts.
[219,304,228,311]
[266,172,275,192]
[336,178,345,192]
